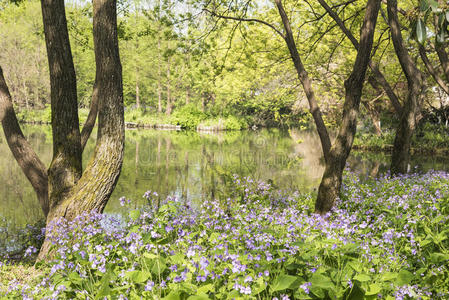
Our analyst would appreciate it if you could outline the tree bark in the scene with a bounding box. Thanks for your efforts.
[41,0,83,209]
[274,0,331,163]
[387,0,425,175]
[0,66,49,216]
[38,0,124,260]
[315,0,380,214]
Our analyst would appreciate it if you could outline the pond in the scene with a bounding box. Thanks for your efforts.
[1,126,448,240]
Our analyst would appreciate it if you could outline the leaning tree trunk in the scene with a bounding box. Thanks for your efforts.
[38,0,124,260]
[387,0,424,175]
[315,0,380,214]
[0,66,49,216]
[274,0,331,163]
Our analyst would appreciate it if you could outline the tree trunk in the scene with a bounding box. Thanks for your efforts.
[387,0,425,175]
[362,101,382,136]
[38,0,124,260]
[318,0,403,117]
[157,37,162,113]
[274,0,331,163]
[136,80,140,109]
[166,58,172,115]
[315,0,380,214]
[41,0,83,209]
[0,66,49,216]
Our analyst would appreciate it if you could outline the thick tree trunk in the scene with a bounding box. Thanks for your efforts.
[0,66,49,216]
[315,0,380,214]
[41,0,83,209]
[274,0,331,163]
[387,0,424,175]
[38,0,124,260]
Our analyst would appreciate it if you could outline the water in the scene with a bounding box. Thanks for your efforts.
[1,126,448,233]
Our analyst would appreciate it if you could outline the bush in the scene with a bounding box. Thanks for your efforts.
[171,105,208,129]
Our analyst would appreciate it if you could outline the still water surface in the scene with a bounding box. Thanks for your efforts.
[1,126,448,232]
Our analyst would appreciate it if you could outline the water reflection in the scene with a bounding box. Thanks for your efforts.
[1,126,449,233]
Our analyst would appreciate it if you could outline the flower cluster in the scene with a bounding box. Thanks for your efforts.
[2,171,449,299]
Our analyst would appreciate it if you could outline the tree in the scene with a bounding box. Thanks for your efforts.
[203,0,381,214]
[387,0,425,175]
[0,0,124,259]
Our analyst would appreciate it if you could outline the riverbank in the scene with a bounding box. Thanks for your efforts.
[16,106,250,131]
[353,124,449,154]
[2,171,449,299]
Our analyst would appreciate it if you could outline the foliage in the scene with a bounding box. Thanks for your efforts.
[3,171,449,299]
[171,105,208,129]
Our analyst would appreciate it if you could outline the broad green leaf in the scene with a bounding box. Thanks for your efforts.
[270,274,298,292]
[197,284,214,294]
[430,252,449,263]
[416,19,427,44]
[446,11,449,22]
[125,270,151,283]
[188,294,210,300]
[310,273,334,289]
[163,292,181,300]
[354,273,371,282]
[365,283,381,296]
[396,270,414,286]
[380,272,397,282]
[310,286,325,299]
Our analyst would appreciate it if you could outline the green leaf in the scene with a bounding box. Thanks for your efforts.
[270,274,298,292]
[310,273,334,289]
[420,0,429,12]
[151,257,167,275]
[438,14,445,28]
[163,292,181,300]
[354,273,371,282]
[365,283,381,296]
[430,252,449,263]
[310,286,325,299]
[429,0,438,12]
[396,270,414,286]
[129,209,141,221]
[380,272,397,282]
[197,284,214,294]
[125,270,151,283]
[187,294,210,300]
[416,19,427,44]
[446,11,449,22]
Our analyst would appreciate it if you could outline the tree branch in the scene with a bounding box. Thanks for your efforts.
[318,0,402,116]
[202,8,285,39]
[419,44,449,95]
